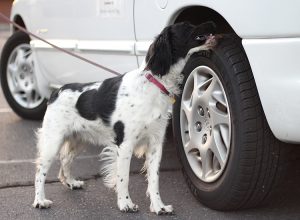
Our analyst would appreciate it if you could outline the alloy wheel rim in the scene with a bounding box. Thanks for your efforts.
[180,66,231,183]
[6,44,44,109]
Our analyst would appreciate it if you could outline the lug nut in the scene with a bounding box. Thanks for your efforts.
[195,121,202,132]
[22,66,27,72]
[202,134,207,144]
[198,106,204,116]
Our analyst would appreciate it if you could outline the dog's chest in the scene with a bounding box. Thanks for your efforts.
[115,88,169,122]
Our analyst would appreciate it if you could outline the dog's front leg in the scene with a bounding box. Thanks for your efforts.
[116,141,139,213]
[146,142,174,215]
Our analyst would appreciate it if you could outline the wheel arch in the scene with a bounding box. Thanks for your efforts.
[169,6,289,143]
[12,14,27,33]
[171,6,235,35]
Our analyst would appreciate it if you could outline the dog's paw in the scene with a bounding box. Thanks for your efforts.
[120,204,139,213]
[118,199,139,213]
[150,204,174,215]
[33,199,53,209]
[64,179,84,190]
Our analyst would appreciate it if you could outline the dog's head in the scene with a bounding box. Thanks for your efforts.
[145,21,217,76]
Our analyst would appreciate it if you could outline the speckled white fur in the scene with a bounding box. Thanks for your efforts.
[32,42,213,214]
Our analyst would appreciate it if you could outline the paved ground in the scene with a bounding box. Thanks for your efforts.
[0,28,300,220]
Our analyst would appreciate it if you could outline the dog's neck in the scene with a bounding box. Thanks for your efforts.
[142,58,185,96]
[157,45,211,95]
[160,59,185,96]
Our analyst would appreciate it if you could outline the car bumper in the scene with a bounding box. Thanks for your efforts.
[243,38,300,144]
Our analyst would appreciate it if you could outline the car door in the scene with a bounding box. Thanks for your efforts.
[30,0,137,86]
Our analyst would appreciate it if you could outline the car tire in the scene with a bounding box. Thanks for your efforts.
[0,31,47,120]
[172,36,286,210]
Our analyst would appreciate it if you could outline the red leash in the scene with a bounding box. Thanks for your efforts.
[0,12,121,76]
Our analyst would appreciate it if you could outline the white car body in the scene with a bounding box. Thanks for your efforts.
[10,0,300,143]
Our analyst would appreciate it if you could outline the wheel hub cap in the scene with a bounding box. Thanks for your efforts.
[6,44,44,109]
[180,66,232,183]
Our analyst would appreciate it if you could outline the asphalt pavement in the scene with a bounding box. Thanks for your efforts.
[0,28,300,220]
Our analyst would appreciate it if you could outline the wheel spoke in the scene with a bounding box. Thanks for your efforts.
[193,71,210,96]
[8,65,19,85]
[26,52,34,67]
[204,77,217,95]
[198,77,213,96]
[8,63,18,75]
[210,129,227,168]
[212,155,220,171]
[200,148,211,179]
[184,140,197,154]
[212,89,227,107]
[15,48,26,65]
[219,124,230,149]
[11,83,22,94]
[35,92,41,103]
[210,105,230,126]
[181,99,193,125]
[25,91,33,107]
[198,77,221,107]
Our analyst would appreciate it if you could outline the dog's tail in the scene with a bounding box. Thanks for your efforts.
[99,145,118,189]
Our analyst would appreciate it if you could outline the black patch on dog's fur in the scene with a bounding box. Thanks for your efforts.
[48,82,96,105]
[76,75,123,124]
[145,26,172,76]
[114,121,125,146]
[47,89,60,105]
[62,82,95,92]
[145,22,216,76]
[76,89,98,120]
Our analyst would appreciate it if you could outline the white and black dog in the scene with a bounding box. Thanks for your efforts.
[33,22,217,214]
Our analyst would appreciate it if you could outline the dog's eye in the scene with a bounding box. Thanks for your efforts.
[195,35,206,41]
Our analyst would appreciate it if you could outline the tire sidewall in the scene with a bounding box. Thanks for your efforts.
[0,31,47,120]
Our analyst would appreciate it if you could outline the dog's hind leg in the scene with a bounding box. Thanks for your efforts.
[58,139,85,190]
[116,141,139,213]
[146,139,174,215]
[33,128,64,209]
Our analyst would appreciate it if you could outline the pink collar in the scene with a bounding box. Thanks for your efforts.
[145,73,170,96]
[145,73,176,104]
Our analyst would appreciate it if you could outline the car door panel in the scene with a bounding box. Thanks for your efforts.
[30,0,137,86]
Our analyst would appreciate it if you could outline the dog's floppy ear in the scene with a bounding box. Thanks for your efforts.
[145,26,172,76]
[194,21,217,35]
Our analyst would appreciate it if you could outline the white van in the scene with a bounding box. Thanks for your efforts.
[1,0,299,210]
